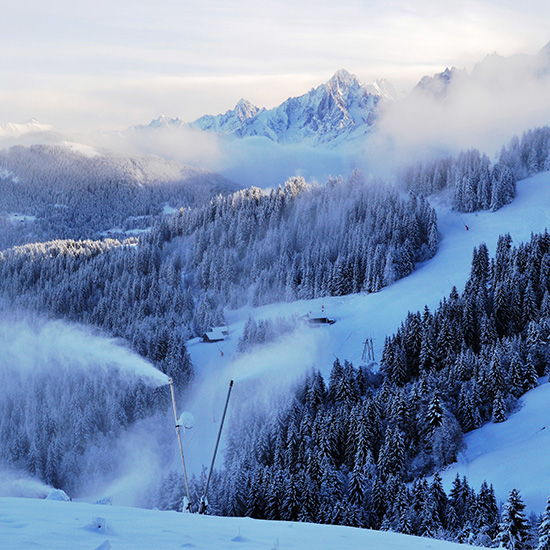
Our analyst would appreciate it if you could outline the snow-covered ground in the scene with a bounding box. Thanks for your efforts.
[185,171,550,504]
[3,172,550,547]
[0,496,488,550]
[440,378,550,514]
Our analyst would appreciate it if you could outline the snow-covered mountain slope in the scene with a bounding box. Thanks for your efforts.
[0,144,242,247]
[0,496,487,550]
[184,171,550,486]
[0,144,240,201]
[183,70,398,146]
[191,98,262,134]
[440,378,550,515]
[189,171,550,377]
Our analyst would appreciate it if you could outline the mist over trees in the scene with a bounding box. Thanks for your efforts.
[0,344,172,497]
[0,144,239,249]
[150,172,438,310]
[0,170,438,342]
[402,126,550,212]
[0,238,194,388]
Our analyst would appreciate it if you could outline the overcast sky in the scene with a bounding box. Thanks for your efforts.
[1,0,548,132]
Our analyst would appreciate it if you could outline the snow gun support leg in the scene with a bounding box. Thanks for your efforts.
[199,379,234,514]
[169,377,193,513]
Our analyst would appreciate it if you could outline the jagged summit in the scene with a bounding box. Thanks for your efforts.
[415,67,458,99]
[327,69,361,90]
[150,114,171,127]
[231,98,261,121]
[190,98,262,134]
[187,69,397,146]
[140,114,186,130]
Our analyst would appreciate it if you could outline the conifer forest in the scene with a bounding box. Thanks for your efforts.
[3,125,550,549]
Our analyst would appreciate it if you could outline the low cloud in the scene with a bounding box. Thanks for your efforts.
[369,52,550,172]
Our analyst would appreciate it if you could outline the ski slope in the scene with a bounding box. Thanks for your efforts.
[185,171,550,504]
[0,496,488,550]
[189,171,550,379]
[3,173,550,547]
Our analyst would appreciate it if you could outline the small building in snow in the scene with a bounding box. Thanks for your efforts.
[202,327,227,343]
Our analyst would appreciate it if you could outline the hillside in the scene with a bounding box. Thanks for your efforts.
[0,144,240,248]
[188,171,550,375]
[440,379,550,514]
[184,171,550,504]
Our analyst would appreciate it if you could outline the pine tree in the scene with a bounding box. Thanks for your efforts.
[498,488,530,550]
[430,473,448,528]
[348,459,367,507]
[475,481,499,541]
[493,390,507,423]
[539,496,550,550]
[426,393,443,433]
[489,350,505,398]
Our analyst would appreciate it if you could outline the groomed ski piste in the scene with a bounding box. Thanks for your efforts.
[189,171,550,379]
[3,172,550,548]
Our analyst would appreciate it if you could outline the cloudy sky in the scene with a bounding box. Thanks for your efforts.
[1,0,548,132]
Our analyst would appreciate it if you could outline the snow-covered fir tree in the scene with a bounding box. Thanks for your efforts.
[539,497,550,550]
[497,489,531,550]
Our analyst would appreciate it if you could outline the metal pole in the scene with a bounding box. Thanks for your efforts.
[169,377,192,512]
[199,379,234,514]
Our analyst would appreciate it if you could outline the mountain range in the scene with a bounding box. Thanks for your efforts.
[413,40,550,99]
[2,41,550,190]
[0,119,54,138]
[129,41,550,152]
[139,69,399,147]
